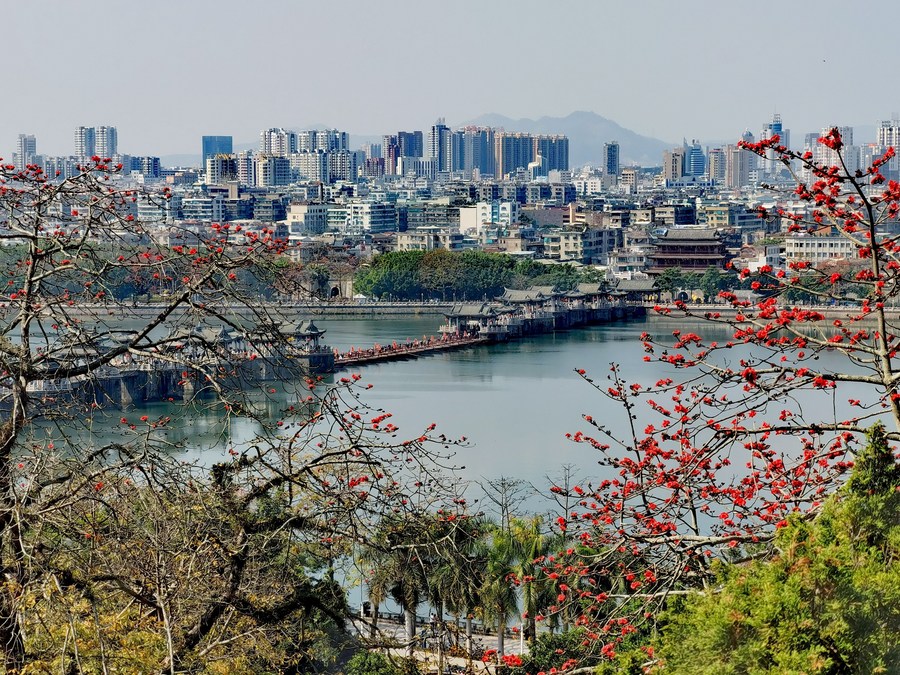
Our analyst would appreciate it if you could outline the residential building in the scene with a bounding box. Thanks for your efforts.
[707,147,726,182]
[453,127,495,177]
[724,144,750,189]
[382,135,400,175]
[327,150,360,182]
[236,151,256,186]
[877,119,900,148]
[291,150,328,182]
[14,134,36,169]
[346,201,397,234]
[427,119,452,173]
[542,226,613,263]
[534,135,569,176]
[206,154,238,184]
[620,167,640,193]
[75,126,95,158]
[607,245,653,279]
[495,132,535,178]
[396,226,465,252]
[475,200,518,234]
[181,195,224,222]
[287,202,328,237]
[662,147,685,182]
[254,155,291,187]
[260,128,297,156]
[95,126,117,157]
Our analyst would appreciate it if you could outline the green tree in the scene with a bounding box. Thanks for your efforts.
[345,650,402,675]
[354,252,426,300]
[698,266,728,302]
[653,424,900,674]
[654,267,683,298]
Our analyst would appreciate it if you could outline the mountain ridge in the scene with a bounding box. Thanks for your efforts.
[455,111,673,167]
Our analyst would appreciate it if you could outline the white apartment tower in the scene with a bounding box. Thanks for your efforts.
[14,134,37,169]
[877,119,900,148]
[260,128,297,157]
[94,126,118,157]
[75,126,96,158]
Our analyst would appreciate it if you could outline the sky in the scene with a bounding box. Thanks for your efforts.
[3,0,898,158]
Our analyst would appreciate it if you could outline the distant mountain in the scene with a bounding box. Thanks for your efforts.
[457,111,673,167]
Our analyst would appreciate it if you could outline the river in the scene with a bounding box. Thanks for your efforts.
[36,313,872,515]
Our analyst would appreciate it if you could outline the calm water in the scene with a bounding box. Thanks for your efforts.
[325,316,662,485]
[38,314,871,509]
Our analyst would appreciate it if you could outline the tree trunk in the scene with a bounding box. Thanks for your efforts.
[465,615,473,672]
[405,608,416,658]
[369,605,379,641]
[0,409,27,673]
[497,619,505,656]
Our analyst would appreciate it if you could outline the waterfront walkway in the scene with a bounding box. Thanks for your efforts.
[334,333,488,368]
[349,609,527,674]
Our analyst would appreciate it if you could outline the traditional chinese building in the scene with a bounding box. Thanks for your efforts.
[647,228,730,274]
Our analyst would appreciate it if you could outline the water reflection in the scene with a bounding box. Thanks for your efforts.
[26,315,879,507]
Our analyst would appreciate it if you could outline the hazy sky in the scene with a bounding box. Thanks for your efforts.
[4,0,897,158]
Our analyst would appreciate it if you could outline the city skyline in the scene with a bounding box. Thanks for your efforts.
[4,0,897,158]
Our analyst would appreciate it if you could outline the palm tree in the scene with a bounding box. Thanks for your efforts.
[479,525,520,656]
[362,517,432,657]
[509,516,559,644]
[427,515,489,669]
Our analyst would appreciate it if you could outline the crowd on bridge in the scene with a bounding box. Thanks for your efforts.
[333,331,482,365]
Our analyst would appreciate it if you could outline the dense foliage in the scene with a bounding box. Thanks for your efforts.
[353,250,602,301]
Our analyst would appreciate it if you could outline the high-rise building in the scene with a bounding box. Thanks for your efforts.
[397,131,424,158]
[290,150,328,182]
[254,154,291,186]
[740,130,757,174]
[202,136,233,167]
[662,148,686,181]
[494,132,569,178]
[427,120,452,172]
[451,127,495,177]
[686,140,705,177]
[761,114,789,149]
[260,128,297,156]
[760,114,790,175]
[707,147,726,182]
[724,144,750,189]
[95,126,118,157]
[813,125,853,170]
[878,119,900,148]
[382,135,400,175]
[206,154,238,184]
[534,135,569,175]
[494,132,535,178]
[603,141,620,177]
[75,126,95,158]
[316,129,349,152]
[236,151,256,186]
[14,134,37,169]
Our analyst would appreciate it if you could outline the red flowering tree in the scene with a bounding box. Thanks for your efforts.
[0,161,467,671]
[532,129,900,665]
